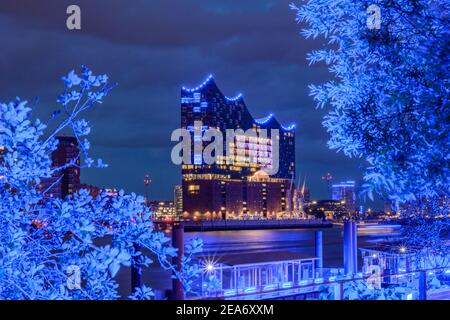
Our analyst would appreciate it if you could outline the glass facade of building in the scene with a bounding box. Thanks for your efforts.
[331,181,356,214]
[180,76,295,219]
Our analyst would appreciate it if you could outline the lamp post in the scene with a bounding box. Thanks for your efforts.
[321,172,333,198]
[144,174,152,207]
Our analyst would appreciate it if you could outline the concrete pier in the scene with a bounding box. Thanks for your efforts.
[343,221,357,275]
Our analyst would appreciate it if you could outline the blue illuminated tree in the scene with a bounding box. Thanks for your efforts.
[0,66,202,299]
[291,0,449,260]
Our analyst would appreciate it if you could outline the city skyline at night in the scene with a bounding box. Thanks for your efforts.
[0,0,448,304]
[0,0,374,207]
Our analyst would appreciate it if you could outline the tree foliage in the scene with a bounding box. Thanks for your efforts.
[0,66,202,299]
[291,0,449,205]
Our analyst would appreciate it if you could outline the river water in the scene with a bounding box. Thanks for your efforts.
[119,224,402,297]
[185,224,402,268]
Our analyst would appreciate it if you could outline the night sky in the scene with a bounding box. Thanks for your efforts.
[0,0,377,208]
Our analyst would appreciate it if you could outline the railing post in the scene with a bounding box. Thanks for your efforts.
[418,271,427,300]
[334,282,344,300]
[315,230,323,276]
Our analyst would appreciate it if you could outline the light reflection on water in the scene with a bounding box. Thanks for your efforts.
[117,224,403,296]
[185,224,402,268]
[357,224,402,236]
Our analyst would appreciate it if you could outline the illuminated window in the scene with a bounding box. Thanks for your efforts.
[194,154,202,164]
[187,185,200,195]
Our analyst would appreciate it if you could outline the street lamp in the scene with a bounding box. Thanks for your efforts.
[321,172,333,197]
[144,174,152,207]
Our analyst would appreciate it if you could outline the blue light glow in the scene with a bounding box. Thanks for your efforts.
[314,277,324,284]
[254,113,295,131]
[298,280,310,286]
[182,74,214,92]
[263,284,276,291]
[223,289,237,296]
[244,286,257,293]
[194,154,202,165]
[281,124,296,131]
[225,93,243,102]
[254,114,274,124]
[282,281,293,288]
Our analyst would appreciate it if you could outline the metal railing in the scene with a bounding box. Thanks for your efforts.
[190,266,450,300]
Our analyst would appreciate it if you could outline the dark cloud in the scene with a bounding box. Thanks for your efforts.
[0,0,379,208]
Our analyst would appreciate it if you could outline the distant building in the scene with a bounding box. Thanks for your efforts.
[103,188,118,197]
[398,195,448,217]
[331,180,356,213]
[383,200,394,215]
[79,183,101,197]
[306,200,347,220]
[149,201,176,220]
[39,136,81,198]
[303,186,311,203]
[174,185,183,218]
[180,75,296,220]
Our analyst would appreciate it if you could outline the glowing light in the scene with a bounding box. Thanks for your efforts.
[399,246,407,253]
[223,289,237,296]
[281,124,296,131]
[244,287,257,293]
[201,257,219,274]
[263,284,276,291]
[314,278,324,284]
[225,93,243,101]
[205,263,214,272]
[182,74,214,92]
[254,114,274,124]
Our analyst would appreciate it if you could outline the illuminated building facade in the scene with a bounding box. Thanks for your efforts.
[331,180,356,213]
[174,185,183,218]
[149,201,176,220]
[305,200,347,220]
[180,75,295,220]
